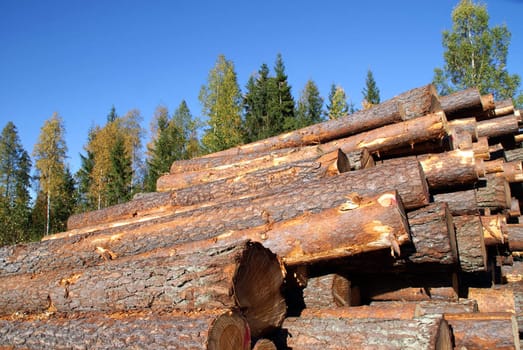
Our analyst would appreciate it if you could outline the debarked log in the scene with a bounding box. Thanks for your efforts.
[0,160,428,277]
[480,214,507,246]
[278,314,452,350]
[0,240,286,338]
[443,312,520,350]
[0,309,251,350]
[197,84,439,158]
[452,215,487,272]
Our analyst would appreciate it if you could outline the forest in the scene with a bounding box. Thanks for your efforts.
[0,0,522,245]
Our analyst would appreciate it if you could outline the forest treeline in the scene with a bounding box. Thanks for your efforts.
[1,0,522,245]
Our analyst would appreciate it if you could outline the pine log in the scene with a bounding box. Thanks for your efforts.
[510,197,521,217]
[502,260,523,283]
[371,138,450,160]
[278,315,452,349]
[67,191,175,230]
[479,158,505,174]
[478,98,515,119]
[2,160,427,277]
[300,304,420,320]
[417,150,480,190]
[302,274,353,308]
[450,130,473,150]
[0,240,286,338]
[197,84,439,158]
[477,114,520,138]
[439,87,491,120]
[480,214,507,246]
[0,309,251,350]
[476,174,512,211]
[444,312,520,350]
[473,136,491,160]
[505,148,523,163]
[252,339,277,350]
[157,112,447,192]
[170,149,349,207]
[414,299,479,315]
[448,117,478,141]
[452,215,487,272]
[468,287,516,313]
[498,161,523,183]
[433,189,478,215]
[405,202,458,265]
[507,224,523,252]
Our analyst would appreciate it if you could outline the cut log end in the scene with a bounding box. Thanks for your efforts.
[233,242,286,338]
[207,311,251,350]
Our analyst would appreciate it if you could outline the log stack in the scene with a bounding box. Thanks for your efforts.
[1,84,523,349]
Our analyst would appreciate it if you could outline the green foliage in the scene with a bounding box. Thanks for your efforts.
[243,64,274,142]
[292,79,324,129]
[200,54,244,153]
[326,84,349,120]
[362,69,381,106]
[434,0,522,105]
[269,54,296,132]
[0,122,32,246]
[107,134,133,205]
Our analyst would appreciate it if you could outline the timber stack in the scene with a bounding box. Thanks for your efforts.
[1,84,523,349]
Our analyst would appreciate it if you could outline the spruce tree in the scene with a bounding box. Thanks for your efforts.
[200,55,244,153]
[293,79,324,129]
[326,84,349,120]
[243,64,273,142]
[362,69,381,108]
[268,53,295,133]
[433,0,522,105]
[107,134,132,205]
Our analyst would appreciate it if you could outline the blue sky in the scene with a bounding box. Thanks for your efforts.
[1,0,522,175]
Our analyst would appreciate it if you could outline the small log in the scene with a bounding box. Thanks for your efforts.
[198,84,440,158]
[480,214,507,246]
[279,315,453,349]
[468,287,516,313]
[252,339,277,350]
[499,161,523,183]
[414,299,479,316]
[505,148,523,163]
[473,136,490,160]
[0,309,251,350]
[417,150,480,190]
[302,274,353,309]
[449,130,473,150]
[439,87,489,120]
[444,312,520,350]
[509,197,521,217]
[507,224,523,252]
[433,189,478,215]
[448,117,478,141]
[300,304,420,320]
[475,174,512,211]
[478,98,515,119]
[452,215,487,272]
[477,114,520,138]
[405,202,458,265]
[479,158,505,174]
[0,240,286,338]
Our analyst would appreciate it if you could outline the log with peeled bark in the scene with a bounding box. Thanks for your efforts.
[404,202,458,265]
[197,84,440,158]
[443,312,520,350]
[491,281,523,332]
[449,129,473,150]
[300,304,420,320]
[448,117,478,141]
[278,314,453,350]
[301,273,353,308]
[1,160,428,277]
[477,114,520,138]
[0,240,286,338]
[433,189,478,215]
[480,214,507,246]
[67,191,175,230]
[252,339,277,350]
[478,98,516,120]
[468,287,516,313]
[498,161,523,183]
[452,215,488,272]
[169,149,350,207]
[473,136,491,160]
[157,112,447,192]
[505,148,523,163]
[439,87,493,120]
[507,224,523,252]
[510,197,521,217]
[475,174,512,212]
[0,309,251,350]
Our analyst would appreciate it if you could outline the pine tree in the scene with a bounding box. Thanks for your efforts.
[107,134,132,205]
[243,64,273,142]
[433,0,522,105]
[0,122,32,245]
[362,69,381,108]
[32,113,70,236]
[200,54,244,153]
[75,127,96,212]
[107,105,118,123]
[268,53,295,132]
[293,79,324,129]
[326,84,349,120]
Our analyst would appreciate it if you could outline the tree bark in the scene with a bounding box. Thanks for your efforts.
[443,312,520,350]
[448,117,478,141]
[507,224,523,251]
[468,287,516,313]
[197,84,439,158]
[439,87,490,120]
[0,309,251,350]
[1,160,428,277]
[301,274,353,309]
[477,114,520,139]
[452,215,487,272]
[478,98,515,120]
[417,150,480,190]
[475,174,512,212]
[0,240,286,338]
[449,130,473,150]
[433,189,478,215]
[405,203,458,265]
[278,314,452,350]
[480,214,507,246]
[473,136,491,160]
[505,148,523,163]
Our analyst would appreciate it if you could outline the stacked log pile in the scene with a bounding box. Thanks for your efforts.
[1,84,523,349]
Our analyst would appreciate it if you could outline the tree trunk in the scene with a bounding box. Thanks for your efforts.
[452,215,487,272]
[507,224,523,251]
[443,312,520,350]
[439,87,491,120]
[473,136,491,160]
[450,130,473,150]
[468,287,516,313]
[433,189,478,215]
[448,117,478,141]
[0,309,251,350]
[405,203,458,265]
[1,160,428,277]
[0,240,286,338]
[475,174,512,212]
[498,161,523,183]
[478,98,516,120]
[278,315,452,349]
[302,274,353,309]
[477,114,520,139]
[197,84,439,158]
[505,148,523,163]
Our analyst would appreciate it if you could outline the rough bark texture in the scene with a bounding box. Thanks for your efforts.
[473,136,490,160]
[475,174,512,211]
[505,148,523,163]
[468,287,516,313]
[448,117,478,141]
[507,224,523,252]
[477,114,520,138]
[433,189,478,215]
[278,315,452,350]
[302,274,352,309]
[417,150,479,190]
[452,215,488,272]
[439,87,485,120]
[444,312,520,350]
[405,203,458,265]
[0,310,251,350]
[0,240,286,338]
